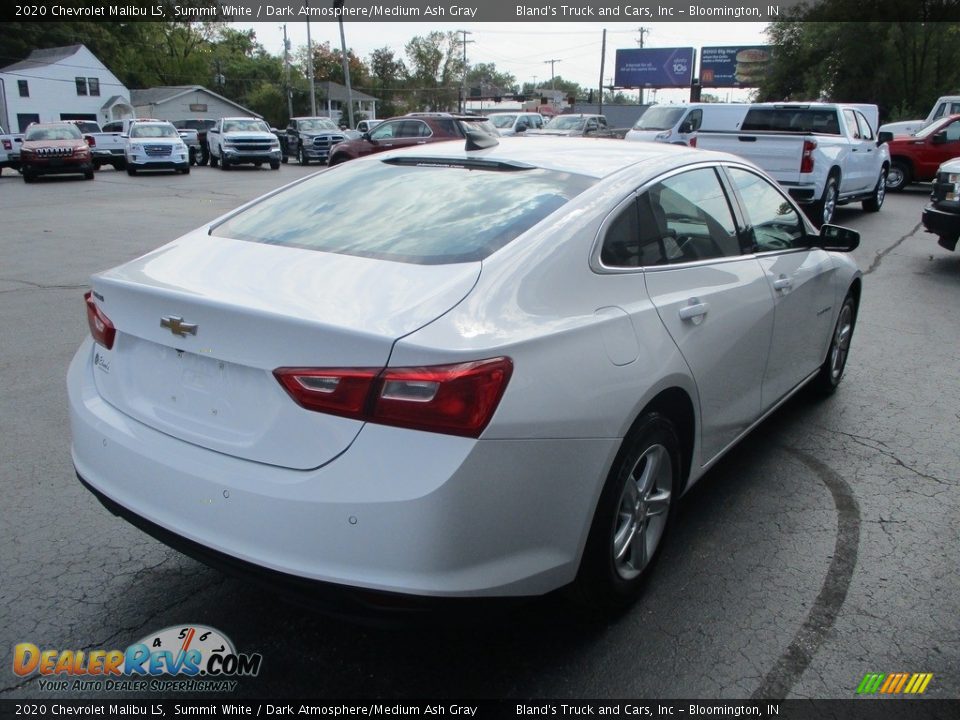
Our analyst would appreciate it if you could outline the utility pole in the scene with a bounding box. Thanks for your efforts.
[544,59,561,91]
[598,29,606,117]
[458,30,474,114]
[637,27,649,104]
[333,0,354,128]
[305,1,317,116]
[282,24,293,119]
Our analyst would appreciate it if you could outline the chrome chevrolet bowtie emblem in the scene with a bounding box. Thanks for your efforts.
[160,316,198,337]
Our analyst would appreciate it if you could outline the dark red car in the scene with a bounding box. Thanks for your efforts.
[19,122,94,183]
[327,113,498,166]
[885,114,960,191]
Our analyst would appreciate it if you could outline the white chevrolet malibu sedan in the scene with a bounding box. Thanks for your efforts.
[69,136,862,611]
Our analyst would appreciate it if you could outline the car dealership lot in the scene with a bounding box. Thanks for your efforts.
[1,163,957,699]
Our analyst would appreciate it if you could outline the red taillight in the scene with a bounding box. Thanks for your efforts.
[274,357,513,438]
[688,136,697,148]
[84,135,95,147]
[274,367,379,420]
[801,139,817,174]
[84,291,115,349]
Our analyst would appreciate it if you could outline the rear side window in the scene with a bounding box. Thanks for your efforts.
[742,108,841,135]
[601,168,740,267]
[212,160,596,264]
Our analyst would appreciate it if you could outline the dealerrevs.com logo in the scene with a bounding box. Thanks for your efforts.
[856,672,934,695]
[13,625,262,692]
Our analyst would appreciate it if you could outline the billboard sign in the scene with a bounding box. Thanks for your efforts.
[700,46,772,87]
[615,48,695,88]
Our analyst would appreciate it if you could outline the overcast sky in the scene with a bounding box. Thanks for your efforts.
[240,21,770,103]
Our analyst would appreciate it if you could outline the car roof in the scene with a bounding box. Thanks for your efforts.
[370,136,734,179]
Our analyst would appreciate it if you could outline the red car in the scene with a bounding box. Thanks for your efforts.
[327,113,498,166]
[885,114,960,191]
[19,122,94,183]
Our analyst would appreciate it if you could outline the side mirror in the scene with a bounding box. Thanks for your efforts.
[678,121,693,134]
[877,131,893,146]
[362,132,373,142]
[931,131,947,145]
[516,122,528,133]
[209,128,219,134]
[817,224,860,252]
[120,134,128,139]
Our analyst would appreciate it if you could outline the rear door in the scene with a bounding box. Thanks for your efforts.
[638,166,775,463]
[726,166,836,408]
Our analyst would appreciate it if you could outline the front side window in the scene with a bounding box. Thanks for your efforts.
[370,122,398,140]
[843,109,861,139]
[75,77,87,96]
[944,119,960,142]
[728,167,807,252]
[854,111,874,140]
[18,80,28,97]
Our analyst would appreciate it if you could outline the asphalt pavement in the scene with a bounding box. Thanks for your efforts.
[0,164,957,701]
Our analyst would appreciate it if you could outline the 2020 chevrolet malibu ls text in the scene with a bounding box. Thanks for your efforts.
[68,135,862,612]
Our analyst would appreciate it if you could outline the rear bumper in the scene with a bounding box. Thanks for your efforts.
[783,185,818,203]
[68,339,615,598]
[922,203,960,251]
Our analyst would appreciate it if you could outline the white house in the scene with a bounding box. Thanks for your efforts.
[0,45,133,132]
[131,86,261,121]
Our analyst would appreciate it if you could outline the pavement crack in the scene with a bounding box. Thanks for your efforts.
[864,221,921,275]
[833,429,948,486]
[0,278,88,293]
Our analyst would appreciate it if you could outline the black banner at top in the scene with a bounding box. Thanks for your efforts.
[5,0,960,23]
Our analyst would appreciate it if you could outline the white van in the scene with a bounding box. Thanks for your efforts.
[625,103,749,145]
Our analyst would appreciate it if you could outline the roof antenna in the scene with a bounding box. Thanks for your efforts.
[464,125,499,151]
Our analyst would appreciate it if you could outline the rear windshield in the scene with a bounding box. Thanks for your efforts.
[741,108,841,134]
[211,159,596,264]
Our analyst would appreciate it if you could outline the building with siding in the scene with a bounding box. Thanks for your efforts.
[130,86,260,121]
[0,45,133,132]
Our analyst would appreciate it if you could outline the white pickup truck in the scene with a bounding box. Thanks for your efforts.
[0,125,24,174]
[879,95,960,138]
[208,117,281,170]
[695,103,891,225]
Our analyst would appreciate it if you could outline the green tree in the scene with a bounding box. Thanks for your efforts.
[367,46,408,117]
[405,31,465,111]
[759,1,960,121]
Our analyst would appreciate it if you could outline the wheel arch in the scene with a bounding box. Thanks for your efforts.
[624,386,696,496]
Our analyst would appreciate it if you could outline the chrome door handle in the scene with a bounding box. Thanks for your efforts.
[679,301,709,321]
[772,275,793,291]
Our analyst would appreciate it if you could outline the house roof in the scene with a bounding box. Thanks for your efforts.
[1,45,85,73]
[101,95,132,111]
[130,85,260,117]
[315,81,378,103]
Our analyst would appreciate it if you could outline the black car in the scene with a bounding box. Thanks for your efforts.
[171,119,217,165]
[922,157,960,251]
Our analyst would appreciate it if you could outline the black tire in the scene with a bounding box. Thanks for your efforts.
[270,160,280,170]
[189,148,197,166]
[22,171,36,184]
[198,151,209,167]
[220,157,230,171]
[254,161,262,168]
[297,145,309,166]
[570,412,682,612]
[809,175,839,227]
[83,170,94,180]
[281,154,289,164]
[179,166,190,175]
[862,167,887,212]
[126,166,137,176]
[209,154,219,168]
[328,154,346,167]
[885,160,911,192]
[811,291,857,396]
